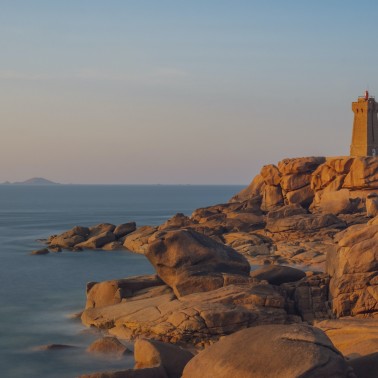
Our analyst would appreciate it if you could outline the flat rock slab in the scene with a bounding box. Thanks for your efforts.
[81,281,289,345]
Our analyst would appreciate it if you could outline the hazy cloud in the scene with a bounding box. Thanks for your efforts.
[0,68,191,85]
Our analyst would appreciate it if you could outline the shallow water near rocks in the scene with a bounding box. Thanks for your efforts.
[0,184,243,378]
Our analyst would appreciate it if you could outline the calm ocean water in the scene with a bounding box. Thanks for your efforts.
[0,185,243,378]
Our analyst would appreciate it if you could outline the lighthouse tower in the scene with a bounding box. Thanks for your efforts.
[350,91,378,156]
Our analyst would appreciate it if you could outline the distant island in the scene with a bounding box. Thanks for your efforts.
[2,177,60,185]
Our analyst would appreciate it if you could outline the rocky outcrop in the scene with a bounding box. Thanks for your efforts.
[146,230,251,297]
[182,324,353,378]
[327,220,378,317]
[72,155,378,377]
[231,156,378,216]
[46,223,136,252]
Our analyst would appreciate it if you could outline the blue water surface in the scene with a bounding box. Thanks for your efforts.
[0,185,242,378]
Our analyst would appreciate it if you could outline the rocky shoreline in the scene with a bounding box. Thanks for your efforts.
[36,156,378,377]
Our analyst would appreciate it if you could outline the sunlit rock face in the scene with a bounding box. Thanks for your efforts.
[328,219,378,318]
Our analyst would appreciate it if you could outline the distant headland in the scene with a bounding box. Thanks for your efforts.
[1,177,60,185]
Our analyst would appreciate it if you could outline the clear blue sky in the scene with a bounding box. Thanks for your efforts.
[1,0,378,184]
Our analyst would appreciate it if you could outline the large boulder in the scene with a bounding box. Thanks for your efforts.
[85,275,164,309]
[182,324,352,378]
[146,230,250,297]
[146,229,251,297]
[313,189,360,215]
[134,339,193,378]
[327,222,378,317]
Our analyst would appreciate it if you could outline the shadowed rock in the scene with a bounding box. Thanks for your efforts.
[78,367,167,378]
[31,248,49,255]
[251,265,306,285]
[134,338,193,378]
[348,352,378,378]
[114,222,137,238]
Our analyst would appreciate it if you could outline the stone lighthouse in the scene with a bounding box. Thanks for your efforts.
[350,90,378,156]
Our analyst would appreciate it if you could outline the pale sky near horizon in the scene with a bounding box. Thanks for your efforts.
[1,1,378,184]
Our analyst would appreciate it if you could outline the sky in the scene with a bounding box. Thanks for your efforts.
[1,0,378,184]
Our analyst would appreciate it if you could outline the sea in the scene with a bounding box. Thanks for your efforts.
[0,184,243,378]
